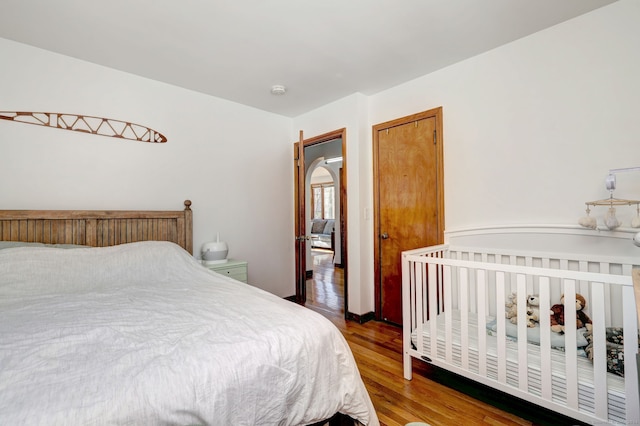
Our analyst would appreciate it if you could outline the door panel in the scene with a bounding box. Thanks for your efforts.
[374,108,443,325]
[294,131,306,303]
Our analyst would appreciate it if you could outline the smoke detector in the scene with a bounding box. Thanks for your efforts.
[271,85,286,95]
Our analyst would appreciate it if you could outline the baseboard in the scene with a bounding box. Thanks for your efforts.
[346,311,375,324]
[283,295,297,302]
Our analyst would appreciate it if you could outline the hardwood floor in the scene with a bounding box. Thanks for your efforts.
[307,248,344,314]
[305,250,585,426]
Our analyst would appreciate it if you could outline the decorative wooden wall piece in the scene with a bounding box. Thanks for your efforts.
[0,111,167,143]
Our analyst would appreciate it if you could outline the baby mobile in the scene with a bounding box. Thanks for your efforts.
[579,168,640,234]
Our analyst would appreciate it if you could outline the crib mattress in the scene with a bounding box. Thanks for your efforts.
[411,310,627,424]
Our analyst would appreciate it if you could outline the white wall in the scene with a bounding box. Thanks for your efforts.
[0,38,295,297]
[371,0,640,230]
[2,0,637,315]
[295,0,640,315]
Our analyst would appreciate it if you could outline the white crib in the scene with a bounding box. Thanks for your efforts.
[402,243,640,425]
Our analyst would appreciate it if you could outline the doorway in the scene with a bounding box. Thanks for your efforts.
[294,128,348,317]
[373,107,444,325]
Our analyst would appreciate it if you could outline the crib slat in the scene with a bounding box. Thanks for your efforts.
[496,271,507,384]
[509,255,517,295]
[563,281,579,410]
[460,267,470,370]
[539,277,553,400]
[516,273,529,391]
[591,281,608,421]
[481,252,496,319]
[428,263,439,363]
[496,272,507,384]
[416,261,426,363]
[623,283,640,424]
[630,267,640,425]
[414,262,424,354]
[600,262,613,327]
[477,269,487,376]
[444,265,453,365]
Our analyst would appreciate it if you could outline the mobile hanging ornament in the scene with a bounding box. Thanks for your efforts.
[0,111,167,143]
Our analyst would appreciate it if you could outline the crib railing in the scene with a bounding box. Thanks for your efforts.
[402,244,640,425]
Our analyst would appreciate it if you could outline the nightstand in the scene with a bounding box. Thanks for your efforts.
[204,259,248,283]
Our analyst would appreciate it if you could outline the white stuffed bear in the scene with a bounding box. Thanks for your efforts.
[526,294,541,326]
[505,292,537,327]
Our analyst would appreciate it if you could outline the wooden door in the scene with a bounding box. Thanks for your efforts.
[373,108,444,325]
[294,131,306,304]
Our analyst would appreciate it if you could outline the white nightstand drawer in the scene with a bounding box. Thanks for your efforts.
[204,259,248,283]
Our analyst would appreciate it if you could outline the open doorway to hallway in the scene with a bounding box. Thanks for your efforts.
[299,130,346,317]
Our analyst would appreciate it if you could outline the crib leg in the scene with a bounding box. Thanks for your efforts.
[637,353,640,413]
[404,351,413,380]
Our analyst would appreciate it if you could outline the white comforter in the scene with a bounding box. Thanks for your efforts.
[0,241,378,426]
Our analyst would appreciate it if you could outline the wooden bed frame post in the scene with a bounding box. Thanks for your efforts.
[183,200,193,255]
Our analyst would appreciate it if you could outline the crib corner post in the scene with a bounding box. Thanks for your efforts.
[402,251,413,381]
[403,351,413,380]
[637,353,640,412]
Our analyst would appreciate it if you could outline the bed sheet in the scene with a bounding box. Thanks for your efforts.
[0,241,378,426]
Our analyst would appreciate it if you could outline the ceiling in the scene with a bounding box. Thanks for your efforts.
[0,0,617,117]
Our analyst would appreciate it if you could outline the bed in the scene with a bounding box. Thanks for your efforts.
[402,238,640,425]
[0,201,379,426]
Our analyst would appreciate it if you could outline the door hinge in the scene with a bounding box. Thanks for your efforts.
[433,129,437,145]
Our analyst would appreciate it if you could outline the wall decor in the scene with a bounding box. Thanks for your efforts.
[0,111,167,143]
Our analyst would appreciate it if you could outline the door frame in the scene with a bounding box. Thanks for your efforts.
[294,128,348,316]
[372,107,444,322]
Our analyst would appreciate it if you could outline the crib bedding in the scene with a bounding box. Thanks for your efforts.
[0,241,378,426]
[410,310,627,424]
[486,319,591,350]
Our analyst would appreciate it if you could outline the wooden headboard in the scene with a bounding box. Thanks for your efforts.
[0,200,193,254]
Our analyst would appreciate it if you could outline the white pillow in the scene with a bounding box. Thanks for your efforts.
[322,220,335,235]
[487,319,589,348]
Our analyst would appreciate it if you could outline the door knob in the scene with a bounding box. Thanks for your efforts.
[381,233,389,239]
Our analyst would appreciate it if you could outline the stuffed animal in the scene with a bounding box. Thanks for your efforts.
[505,292,518,323]
[574,294,593,332]
[550,304,565,333]
[505,292,537,327]
[526,294,540,324]
[550,293,593,333]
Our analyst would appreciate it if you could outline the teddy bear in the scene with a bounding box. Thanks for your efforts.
[550,293,593,333]
[526,294,541,324]
[505,292,518,323]
[505,292,537,327]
